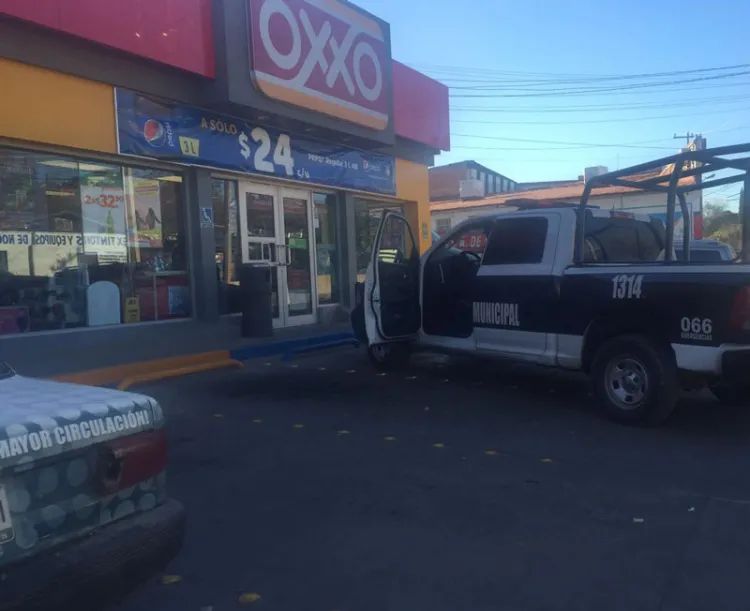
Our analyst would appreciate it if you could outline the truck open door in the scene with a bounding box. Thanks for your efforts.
[364,211,421,346]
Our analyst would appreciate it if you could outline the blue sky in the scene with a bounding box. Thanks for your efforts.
[356,0,749,203]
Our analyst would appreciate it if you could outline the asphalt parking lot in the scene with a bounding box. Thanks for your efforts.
[116,346,750,611]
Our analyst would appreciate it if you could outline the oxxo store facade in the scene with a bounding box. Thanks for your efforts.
[0,0,449,366]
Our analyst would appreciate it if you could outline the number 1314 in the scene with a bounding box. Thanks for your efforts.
[612,274,644,299]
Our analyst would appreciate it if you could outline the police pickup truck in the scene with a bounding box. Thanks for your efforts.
[353,144,750,425]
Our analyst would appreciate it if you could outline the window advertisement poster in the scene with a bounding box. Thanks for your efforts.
[0,230,80,277]
[125,175,163,248]
[80,184,128,261]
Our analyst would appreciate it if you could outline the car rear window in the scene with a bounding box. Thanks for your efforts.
[675,248,724,262]
[583,217,664,263]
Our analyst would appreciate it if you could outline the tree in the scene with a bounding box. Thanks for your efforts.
[703,199,741,250]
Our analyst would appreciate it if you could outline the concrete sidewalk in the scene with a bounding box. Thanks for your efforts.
[1,316,352,381]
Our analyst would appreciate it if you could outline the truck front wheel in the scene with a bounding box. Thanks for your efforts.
[590,335,679,426]
[367,342,410,371]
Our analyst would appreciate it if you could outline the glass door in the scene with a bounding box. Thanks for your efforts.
[279,188,316,327]
[238,183,282,326]
[237,182,317,328]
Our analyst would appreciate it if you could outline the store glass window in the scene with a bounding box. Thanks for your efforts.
[0,148,190,335]
[435,218,451,236]
[314,192,339,305]
[354,198,404,282]
[212,179,241,314]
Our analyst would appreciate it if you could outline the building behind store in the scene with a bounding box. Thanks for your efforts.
[430,142,706,239]
[0,0,450,369]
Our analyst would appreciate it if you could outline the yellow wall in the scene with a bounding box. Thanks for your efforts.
[395,158,432,253]
[0,57,435,257]
[0,58,116,153]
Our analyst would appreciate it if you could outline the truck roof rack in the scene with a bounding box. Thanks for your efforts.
[505,198,599,211]
[576,142,750,263]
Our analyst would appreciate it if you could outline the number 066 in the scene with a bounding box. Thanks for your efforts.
[681,317,712,334]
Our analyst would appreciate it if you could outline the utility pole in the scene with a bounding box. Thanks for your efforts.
[674,132,698,147]
[672,133,705,239]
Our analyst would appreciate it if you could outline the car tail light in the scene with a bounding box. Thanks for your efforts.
[97,429,167,495]
[730,287,750,331]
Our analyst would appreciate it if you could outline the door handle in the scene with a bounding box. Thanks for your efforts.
[438,264,445,284]
[274,243,284,266]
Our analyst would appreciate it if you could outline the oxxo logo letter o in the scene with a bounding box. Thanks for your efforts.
[258,0,383,103]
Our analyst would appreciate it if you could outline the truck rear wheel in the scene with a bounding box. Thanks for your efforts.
[590,335,678,426]
[367,342,410,371]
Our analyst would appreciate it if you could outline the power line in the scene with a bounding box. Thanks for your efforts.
[451,110,748,125]
[440,152,653,164]
[412,62,750,84]
[449,109,749,126]
[451,125,746,143]
[444,80,750,98]
[450,144,676,151]
[449,134,677,150]
[448,70,750,96]
[451,94,750,113]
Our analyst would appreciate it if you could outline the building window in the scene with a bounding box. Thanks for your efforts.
[483,217,548,265]
[212,179,240,315]
[314,192,339,305]
[354,198,404,281]
[0,148,190,334]
[435,217,451,236]
[468,168,477,179]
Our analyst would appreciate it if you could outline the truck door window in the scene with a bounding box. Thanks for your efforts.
[423,221,492,338]
[442,226,491,257]
[482,217,548,265]
[377,214,416,264]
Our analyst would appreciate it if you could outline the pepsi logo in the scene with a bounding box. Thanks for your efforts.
[143,119,166,147]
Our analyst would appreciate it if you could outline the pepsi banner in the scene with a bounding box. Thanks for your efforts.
[115,89,396,195]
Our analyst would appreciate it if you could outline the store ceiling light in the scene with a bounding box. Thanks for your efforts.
[156,175,183,183]
[45,190,75,197]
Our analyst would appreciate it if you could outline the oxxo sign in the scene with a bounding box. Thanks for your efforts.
[247,0,390,130]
